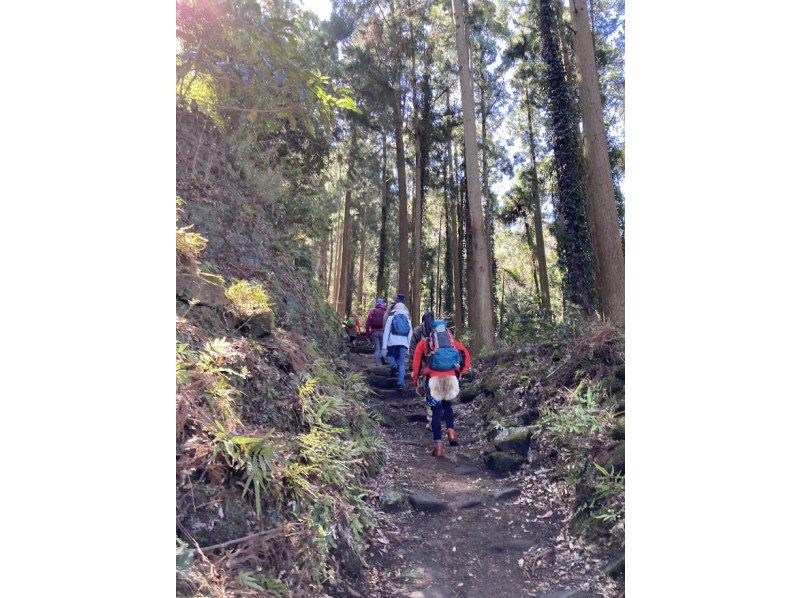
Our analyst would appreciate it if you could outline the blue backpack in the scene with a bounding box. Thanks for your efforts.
[428,321,461,372]
[390,312,411,336]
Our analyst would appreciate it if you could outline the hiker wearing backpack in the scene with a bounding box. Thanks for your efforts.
[343,309,361,347]
[411,312,436,428]
[381,294,413,394]
[411,319,471,457]
[365,298,387,366]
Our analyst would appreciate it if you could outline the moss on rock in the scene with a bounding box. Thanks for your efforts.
[493,427,533,455]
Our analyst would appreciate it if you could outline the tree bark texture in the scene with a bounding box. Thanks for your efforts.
[376,132,389,300]
[393,32,409,299]
[570,0,625,326]
[335,188,353,316]
[357,205,368,310]
[446,111,463,335]
[451,0,495,352]
[525,86,552,316]
[537,0,595,312]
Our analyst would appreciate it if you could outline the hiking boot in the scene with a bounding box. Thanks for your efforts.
[431,443,444,458]
[446,428,458,446]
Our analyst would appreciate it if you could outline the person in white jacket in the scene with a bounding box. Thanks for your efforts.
[381,295,413,394]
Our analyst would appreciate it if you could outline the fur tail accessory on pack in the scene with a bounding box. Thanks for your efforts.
[428,374,459,402]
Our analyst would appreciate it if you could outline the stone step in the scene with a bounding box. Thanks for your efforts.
[408,490,448,513]
[449,494,484,510]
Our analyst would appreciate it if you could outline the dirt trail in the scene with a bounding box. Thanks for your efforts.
[343,349,621,598]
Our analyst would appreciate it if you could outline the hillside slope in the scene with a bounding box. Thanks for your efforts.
[175,107,384,596]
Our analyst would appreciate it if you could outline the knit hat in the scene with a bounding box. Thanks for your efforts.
[376,298,386,307]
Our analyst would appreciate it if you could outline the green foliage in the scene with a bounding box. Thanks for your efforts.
[236,571,289,596]
[176,0,359,132]
[536,383,614,441]
[215,426,282,518]
[176,338,249,424]
[575,462,625,539]
[225,279,272,317]
[176,225,209,259]
[189,357,383,591]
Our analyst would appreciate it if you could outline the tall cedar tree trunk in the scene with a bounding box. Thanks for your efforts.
[420,47,433,313]
[443,184,454,317]
[538,0,595,311]
[411,36,422,324]
[392,14,409,299]
[451,0,495,352]
[435,197,444,314]
[376,132,389,299]
[570,0,625,326]
[555,2,578,104]
[323,231,335,301]
[331,213,342,304]
[335,136,358,316]
[524,219,541,295]
[524,85,552,315]
[499,270,505,331]
[457,142,473,329]
[357,205,368,310]
[327,225,336,300]
[478,52,497,326]
[446,99,463,334]
[318,228,329,296]
[346,218,357,313]
[335,188,353,316]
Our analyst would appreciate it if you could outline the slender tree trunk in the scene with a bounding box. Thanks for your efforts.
[327,224,335,301]
[435,197,444,315]
[393,69,409,298]
[478,65,497,327]
[411,44,422,324]
[555,1,578,101]
[443,186,454,316]
[451,0,495,352]
[446,104,463,334]
[335,188,353,317]
[357,205,368,310]
[457,141,473,329]
[335,134,358,317]
[346,219,357,312]
[319,228,329,295]
[570,0,625,326]
[499,269,505,331]
[376,132,389,299]
[524,218,541,296]
[538,0,595,311]
[525,86,552,316]
[331,213,342,305]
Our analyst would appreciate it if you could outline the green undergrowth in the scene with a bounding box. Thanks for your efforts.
[225,279,273,317]
[474,318,625,553]
[177,342,384,595]
[177,214,383,596]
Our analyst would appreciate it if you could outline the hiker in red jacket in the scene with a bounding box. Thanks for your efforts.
[364,298,387,366]
[343,309,361,347]
[411,319,471,457]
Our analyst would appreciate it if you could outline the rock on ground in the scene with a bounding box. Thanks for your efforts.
[408,491,449,513]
